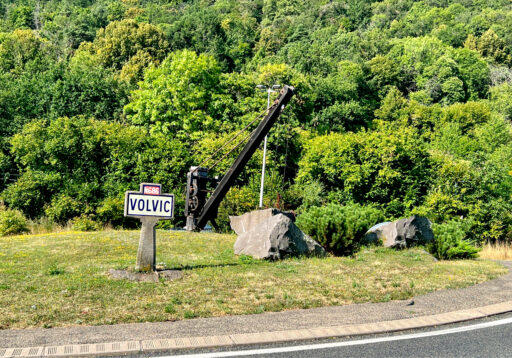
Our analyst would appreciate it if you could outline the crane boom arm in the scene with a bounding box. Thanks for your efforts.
[186,85,295,231]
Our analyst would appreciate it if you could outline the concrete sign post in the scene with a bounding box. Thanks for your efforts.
[124,183,174,272]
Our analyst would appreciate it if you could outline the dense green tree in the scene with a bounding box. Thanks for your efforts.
[0,29,52,73]
[0,29,60,136]
[42,3,110,51]
[366,36,490,103]
[313,60,373,132]
[0,0,511,242]
[50,51,128,120]
[465,29,511,65]
[489,83,512,121]
[78,18,169,84]
[2,116,193,224]
[125,49,222,138]
[6,4,32,29]
[297,124,431,217]
[0,68,58,137]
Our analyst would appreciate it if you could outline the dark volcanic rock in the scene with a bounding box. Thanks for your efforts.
[364,216,434,249]
[396,215,434,248]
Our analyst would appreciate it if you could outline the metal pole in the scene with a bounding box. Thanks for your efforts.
[259,89,270,208]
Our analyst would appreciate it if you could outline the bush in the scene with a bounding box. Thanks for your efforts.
[3,116,194,226]
[0,207,29,236]
[71,215,101,232]
[44,194,83,224]
[290,180,325,214]
[96,197,126,227]
[428,220,480,260]
[296,203,384,256]
[296,125,431,218]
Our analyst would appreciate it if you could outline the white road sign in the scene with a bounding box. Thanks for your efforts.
[124,183,174,219]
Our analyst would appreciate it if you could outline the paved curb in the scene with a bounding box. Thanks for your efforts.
[2,300,512,357]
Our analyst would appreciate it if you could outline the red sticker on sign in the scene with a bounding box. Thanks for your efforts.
[143,186,161,195]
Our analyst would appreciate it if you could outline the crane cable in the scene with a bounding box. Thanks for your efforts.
[196,103,278,171]
[282,123,290,183]
[195,108,268,170]
[208,126,257,171]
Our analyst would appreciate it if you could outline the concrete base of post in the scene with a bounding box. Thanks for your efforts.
[186,216,196,231]
[136,217,159,272]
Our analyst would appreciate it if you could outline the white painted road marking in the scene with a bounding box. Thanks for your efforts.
[157,317,512,358]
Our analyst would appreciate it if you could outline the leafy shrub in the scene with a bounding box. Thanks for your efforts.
[125,49,222,138]
[428,220,480,260]
[96,197,126,227]
[467,198,512,244]
[419,121,512,244]
[297,124,431,218]
[441,101,491,131]
[296,203,384,256]
[44,194,83,224]
[71,215,101,232]
[3,116,193,226]
[1,170,62,219]
[291,180,325,214]
[0,207,29,236]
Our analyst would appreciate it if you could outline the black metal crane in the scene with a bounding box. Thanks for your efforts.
[185,85,295,231]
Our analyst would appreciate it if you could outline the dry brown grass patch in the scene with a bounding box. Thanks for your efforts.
[479,242,512,260]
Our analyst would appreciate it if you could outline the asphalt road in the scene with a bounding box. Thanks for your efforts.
[242,320,512,358]
[138,312,512,358]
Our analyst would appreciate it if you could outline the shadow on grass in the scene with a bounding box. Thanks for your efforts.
[169,263,242,271]
[166,254,260,271]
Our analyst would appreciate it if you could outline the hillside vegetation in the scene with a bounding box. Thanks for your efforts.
[0,0,511,248]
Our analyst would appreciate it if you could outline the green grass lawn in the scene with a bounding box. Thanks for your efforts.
[0,230,507,329]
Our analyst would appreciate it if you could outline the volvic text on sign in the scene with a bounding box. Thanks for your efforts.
[124,193,174,218]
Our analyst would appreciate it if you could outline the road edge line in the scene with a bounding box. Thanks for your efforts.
[2,301,512,357]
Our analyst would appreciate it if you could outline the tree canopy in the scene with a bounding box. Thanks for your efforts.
[0,0,511,242]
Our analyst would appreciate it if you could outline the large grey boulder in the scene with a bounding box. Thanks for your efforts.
[230,208,295,235]
[233,212,325,260]
[364,215,434,249]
